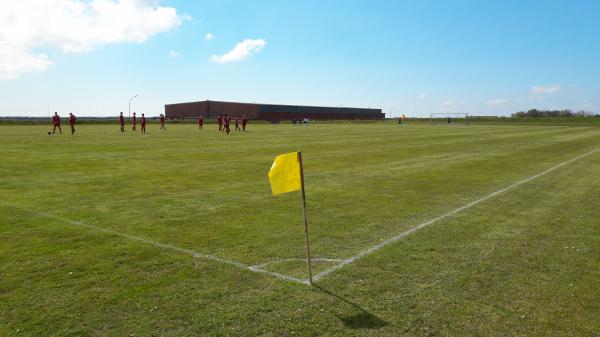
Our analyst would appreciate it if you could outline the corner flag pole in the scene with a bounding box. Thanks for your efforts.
[297,151,313,285]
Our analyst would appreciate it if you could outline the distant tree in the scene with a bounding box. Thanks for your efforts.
[512,109,581,117]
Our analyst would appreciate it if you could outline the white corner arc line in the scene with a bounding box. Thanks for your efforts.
[251,257,345,269]
[0,203,309,286]
[313,148,599,282]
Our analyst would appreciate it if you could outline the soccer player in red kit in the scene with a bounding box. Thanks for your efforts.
[52,112,62,134]
[132,112,137,131]
[242,114,248,131]
[198,116,204,130]
[119,112,125,132]
[140,113,146,134]
[223,114,231,134]
[69,113,77,135]
[217,114,223,131]
[160,114,166,130]
[234,118,241,131]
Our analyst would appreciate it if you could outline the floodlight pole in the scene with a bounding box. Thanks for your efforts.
[297,151,313,285]
[128,94,138,118]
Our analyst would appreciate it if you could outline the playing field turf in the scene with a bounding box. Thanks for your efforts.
[1,122,599,336]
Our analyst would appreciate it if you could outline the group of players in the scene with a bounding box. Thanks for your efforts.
[118,112,154,133]
[50,112,77,135]
[214,114,248,134]
[50,111,248,135]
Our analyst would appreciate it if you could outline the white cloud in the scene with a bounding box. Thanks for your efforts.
[487,98,508,106]
[530,85,561,95]
[0,49,53,79]
[418,93,426,100]
[168,50,181,58]
[0,0,183,79]
[211,38,266,64]
[205,32,215,40]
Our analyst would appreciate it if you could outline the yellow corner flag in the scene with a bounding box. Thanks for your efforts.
[268,150,313,284]
[268,152,301,196]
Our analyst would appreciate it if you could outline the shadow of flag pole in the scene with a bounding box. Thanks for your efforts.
[268,151,313,285]
[297,151,313,285]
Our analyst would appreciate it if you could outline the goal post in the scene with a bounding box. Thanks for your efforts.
[430,112,469,125]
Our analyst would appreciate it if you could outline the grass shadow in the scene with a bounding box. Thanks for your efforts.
[314,284,388,330]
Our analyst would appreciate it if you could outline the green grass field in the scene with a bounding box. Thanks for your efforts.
[1,122,599,336]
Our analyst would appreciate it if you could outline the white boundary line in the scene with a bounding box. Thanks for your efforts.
[0,203,309,285]
[251,258,345,269]
[313,148,599,281]
[2,148,597,286]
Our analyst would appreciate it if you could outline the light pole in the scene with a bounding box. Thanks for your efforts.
[128,94,138,118]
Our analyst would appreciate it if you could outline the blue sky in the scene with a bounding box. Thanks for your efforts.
[1,0,599,117]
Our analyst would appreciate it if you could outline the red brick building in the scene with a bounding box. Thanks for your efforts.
[164,100,383,123]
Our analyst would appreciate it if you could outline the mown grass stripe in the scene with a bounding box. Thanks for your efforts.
[314,148,599,281]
